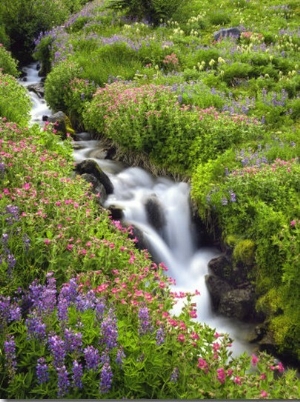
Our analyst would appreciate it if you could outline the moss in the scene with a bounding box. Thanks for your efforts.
[233,239,255,266]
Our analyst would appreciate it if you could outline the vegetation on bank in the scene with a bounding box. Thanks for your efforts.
[0,0,300,398]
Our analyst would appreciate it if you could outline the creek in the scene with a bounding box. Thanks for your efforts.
[21,63,257,359]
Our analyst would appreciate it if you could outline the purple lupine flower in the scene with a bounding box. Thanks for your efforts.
[156,326,165,345]
[115,348,126,367]
[5,204,19,224]
[7,253,16,269]
[57,297,69,322]
[36,357,49,384]
[0,161,5,174]
[0,296,11,324]
[72,360,83,389]
[25,314,47,341]
[64,328,83,354]
[170,367,179,382]
[95,298,106,320]
[9,304,21,322]
[229,191,236,202]
[57,365,70,397]
[100,362,113,394]
[138,306,152,335]
[84,345,100,370]
[4,336,17,377]
[59,278,78,304]
[1,233,9,244]
[75,289,96,312]
[101,310,118,349]
[48,335,66,368]
[100,350,110,365]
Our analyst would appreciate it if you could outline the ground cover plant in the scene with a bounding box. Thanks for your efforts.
[0,116,299,399]
[1,0,300,398]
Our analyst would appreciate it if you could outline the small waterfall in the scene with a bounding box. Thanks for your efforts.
[22,63,257,358]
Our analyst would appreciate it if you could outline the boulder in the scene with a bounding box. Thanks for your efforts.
[80,173,107,205]
[205,274,233,310]
[75,159,114,195]
[27,82,45,98]
[208,254,232,281]
[218,287,256,320]
[44,111,75,138]
[144,194,166,231]
[213,27,241,41]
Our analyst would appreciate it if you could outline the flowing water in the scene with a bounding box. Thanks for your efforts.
[21,63,257,358]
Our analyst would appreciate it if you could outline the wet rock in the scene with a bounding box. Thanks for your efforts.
[75,159,114,195]
[74,132,93,141]
[208,254,232,281]
[218,287,256,320]
[108,205,124,221]
[27,82,45,98]
[205,274,233,310]
[145,194,166,231]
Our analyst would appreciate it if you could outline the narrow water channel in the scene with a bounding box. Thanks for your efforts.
[21,63,257,358]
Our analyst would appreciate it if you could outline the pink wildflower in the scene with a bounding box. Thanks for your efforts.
[260,390,268,398]
[251,354,259,366]
[217,368,226,384]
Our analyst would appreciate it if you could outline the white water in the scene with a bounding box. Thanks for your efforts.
[22,63,257,358]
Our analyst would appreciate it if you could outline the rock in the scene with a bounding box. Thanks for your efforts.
[205,274,233,310]
[144,194,166,231]
[46,111,75,138]
[128,225,149,251]
[213,27,241,41]
[75,159,114,195]
[218,288,256,320]
[208,254,232,281]
[74,132,93,141]
[108,205,124,221]
[27,82,45,98]
[80,173,107,205]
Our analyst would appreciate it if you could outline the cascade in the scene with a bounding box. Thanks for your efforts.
[21,63,257,358]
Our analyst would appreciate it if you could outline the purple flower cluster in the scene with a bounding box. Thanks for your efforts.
[100,362,113,394]
[25,314,47,341]
[138,306,152,335]
[156,326,165,345]
[101,310,118,349]
[170,367,179,382]
[84,345,100,370]
[29,272,57,314]
[48,335,66,368]
[36,357,49,384]
[75,289,96,312]
[0,296,21,326]
[64,328,83,354]
[72,360,83,389]
[57,365,70,397]
[116,348,126,367]
[5,204,20,224]
[4,336,17,377]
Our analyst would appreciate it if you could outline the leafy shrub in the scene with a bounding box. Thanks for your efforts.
[44,60,83,112]
[0,44,19,76]
[0,72,31,125]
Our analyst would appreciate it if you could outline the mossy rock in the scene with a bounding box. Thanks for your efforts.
[233,238,256,266]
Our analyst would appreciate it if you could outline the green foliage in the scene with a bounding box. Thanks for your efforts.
[0,72,31,125]
[107,0,185,25]
[0,44,19,76]
[44,60,83,112]
[232,239,255,266]
[0,0,92,63]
